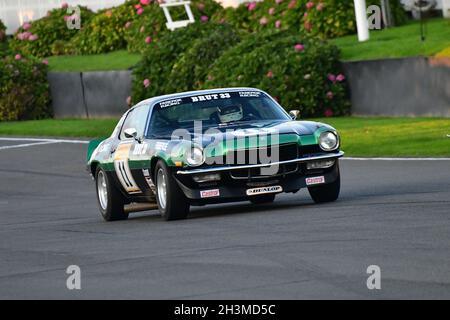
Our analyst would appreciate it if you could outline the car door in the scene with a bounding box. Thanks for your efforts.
[113,105,151,197]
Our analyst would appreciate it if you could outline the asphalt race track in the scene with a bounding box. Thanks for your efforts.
[0,138,449,299]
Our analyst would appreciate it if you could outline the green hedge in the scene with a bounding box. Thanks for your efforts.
[0,55,52,121]
[203,30,350,117]
[132,24,350,117]
[9,5,94,58]
[132,22,238,103]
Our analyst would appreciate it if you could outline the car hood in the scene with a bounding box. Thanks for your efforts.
[183,120,330,147]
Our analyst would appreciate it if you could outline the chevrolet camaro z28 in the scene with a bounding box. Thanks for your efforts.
[87,88,344,221]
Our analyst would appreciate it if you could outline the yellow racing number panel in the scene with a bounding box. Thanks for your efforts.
[113,143,141,194]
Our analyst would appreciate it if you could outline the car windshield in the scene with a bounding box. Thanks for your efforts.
[147,91,290,136]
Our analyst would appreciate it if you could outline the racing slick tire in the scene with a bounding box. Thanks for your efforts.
[249,194,276,204]
[155,160,190,221]
[307,166,341,204]
[95,167,129,221]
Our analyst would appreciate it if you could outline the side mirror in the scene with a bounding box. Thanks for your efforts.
[289,110,300,120]
[124,128,138,139]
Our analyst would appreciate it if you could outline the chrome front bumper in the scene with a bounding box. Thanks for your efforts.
[177,151,344,175]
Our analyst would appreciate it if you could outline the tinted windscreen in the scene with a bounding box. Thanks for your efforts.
[147,91,289,136]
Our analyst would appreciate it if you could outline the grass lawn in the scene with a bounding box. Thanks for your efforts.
[0,119,118,138]
[332,18,450,61]
[313,117,450,157]
[46,50,141,72]
[0,117,449,157]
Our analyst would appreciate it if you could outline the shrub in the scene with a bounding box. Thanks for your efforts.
[0,19,6,42]
[212,0,407,39]
[131,22,237,103]
[69,1,137,54]
[126,0,224,53]
[167,25,241,91]
[0,19,9,57]
[202,30,350,117]
[367,0,408,26]
[0,55,51,121]
[9,5,94,58]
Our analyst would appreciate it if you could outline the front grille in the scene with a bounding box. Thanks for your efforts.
[299,144,322,156]
[225,143,299,166]
[230,163,299,180]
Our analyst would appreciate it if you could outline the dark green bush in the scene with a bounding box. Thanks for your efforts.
[69,1,137,54]
[126,0,224,54]
[202,30,350,117]
[0,55,52,121]
[0,19,9,57]
[132,22,237,103]
[168,25,241,91]
[9,5,94,58]
[0,19,6,42]
[132,24,350,117]
[367,0,408,26]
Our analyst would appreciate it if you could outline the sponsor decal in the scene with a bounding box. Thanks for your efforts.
[238,91,261,98]
[306,176,325,186]
[155,141,169,151]
[133,143,148,156]
[159,98,182,108]
[200,189,220,198]
[246,185,282,196]
[191,93,231,103]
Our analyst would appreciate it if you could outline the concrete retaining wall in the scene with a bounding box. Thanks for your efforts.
[342,57,450,117]
[48,57,450,118]
[48,70,131,118]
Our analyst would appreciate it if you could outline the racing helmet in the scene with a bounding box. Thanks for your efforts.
[217,105,243,123]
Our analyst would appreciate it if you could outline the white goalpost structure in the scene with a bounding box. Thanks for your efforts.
[159,0,195,31]
[354,0,370,42]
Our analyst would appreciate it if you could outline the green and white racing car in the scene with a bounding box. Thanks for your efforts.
[87,88,344,221]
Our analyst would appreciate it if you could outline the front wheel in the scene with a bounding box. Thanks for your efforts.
[95,167,128,221]
[308,169,340,204]
[155,160,189,221]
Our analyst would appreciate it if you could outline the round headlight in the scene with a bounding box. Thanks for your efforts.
[186,146,204,167]
[319,131,339,151]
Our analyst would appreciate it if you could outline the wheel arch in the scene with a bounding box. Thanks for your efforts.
[150,156,166,180]
[90,161,100,177]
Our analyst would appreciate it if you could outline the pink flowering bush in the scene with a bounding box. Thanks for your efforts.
[213,0,406,39]
[0,54,51,121]
[69,1,137,54]
[132,23,239,102]
[202,30,350,117]
[10,6,93,57]
[126,0,223,53]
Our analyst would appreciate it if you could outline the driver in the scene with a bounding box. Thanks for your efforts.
[217,104,243,123]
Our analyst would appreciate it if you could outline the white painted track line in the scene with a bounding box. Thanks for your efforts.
[0,137,89,144]
[0,141,58,150]
[0,137,89,151]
